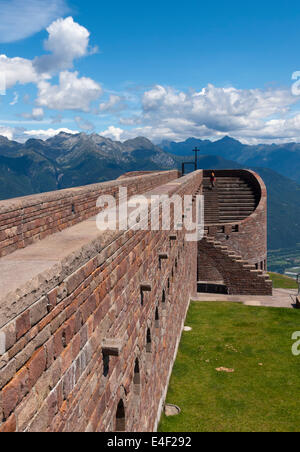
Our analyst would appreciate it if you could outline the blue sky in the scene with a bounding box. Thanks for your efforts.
[1,0,300,143]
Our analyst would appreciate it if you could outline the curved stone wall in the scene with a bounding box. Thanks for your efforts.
[204,169,267,267]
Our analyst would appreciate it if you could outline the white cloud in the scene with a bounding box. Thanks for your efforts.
[10,92,19,106]
[0,125,78,142]
[100,126,124,141]
[0,0,68,43]
[34,16,96,73]
[0,126,16,140]
[23,127,78,140]
[0,54,46,89]
[0,16,97,91]
[99,95,126,113]
[36,71,102,111]
[0,16,104,118]
[142,84,296,129]
[232,113,300,144]
[116,83,300,143]
[22,108,44,121]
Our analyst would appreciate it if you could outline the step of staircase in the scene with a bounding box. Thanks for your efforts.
[203,174,257,225]
[199,236,273,295]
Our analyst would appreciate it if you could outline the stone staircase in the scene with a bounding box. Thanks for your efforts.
[202,178,220,223]
[203,176,257,224]
[199,235,273,295]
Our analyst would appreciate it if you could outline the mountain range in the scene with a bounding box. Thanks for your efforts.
[0,132,299,259]
[0,133,175,200]
[160,136,300,184]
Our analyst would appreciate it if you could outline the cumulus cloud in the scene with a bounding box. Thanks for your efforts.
[34,17,97,73]
[36,71,102,111]
[0,54,46,89]
[100,126,124,141]
[232,113,300,144]
[0,17,97,91]
[0,0,68,43]
[142,84,296,129]
[0,16,103,119]
[114,83,300,143]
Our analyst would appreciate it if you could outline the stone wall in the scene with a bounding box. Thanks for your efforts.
[0,170,202,432]
[205,170,267,267]
[197,250,223,282]
[198,169,270,294]
[0,170,180,259]
[197,237,272,295]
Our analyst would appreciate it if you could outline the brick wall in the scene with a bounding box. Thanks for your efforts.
[204,170,268,266]
[197,238,272,295]
[197,249,224,282]
[0,170,180,259]
[0,170,202,432]
[198,170,270,294]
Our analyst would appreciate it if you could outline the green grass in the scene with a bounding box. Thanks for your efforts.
[268,272,298,289]
[158,301,300,432]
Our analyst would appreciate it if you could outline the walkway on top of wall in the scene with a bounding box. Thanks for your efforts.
[0,215,99,299]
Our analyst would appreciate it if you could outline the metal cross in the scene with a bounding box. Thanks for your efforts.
[193,147,199,170]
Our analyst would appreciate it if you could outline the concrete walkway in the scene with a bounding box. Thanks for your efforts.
[0,216,102,302]
[193,288,299,309]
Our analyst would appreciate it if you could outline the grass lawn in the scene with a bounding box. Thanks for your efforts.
[158,301,300,432]
[268,272,298,289]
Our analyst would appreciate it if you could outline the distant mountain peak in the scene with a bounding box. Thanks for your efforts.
[184,137,205,144]
[123,136,155,150]
[58,131,75,138]
[218,135,241,144]
[124,136,152,144]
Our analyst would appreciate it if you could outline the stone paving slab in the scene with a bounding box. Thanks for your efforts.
[193,288,298,309]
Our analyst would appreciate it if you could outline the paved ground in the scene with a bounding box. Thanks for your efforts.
[193,288,299,309]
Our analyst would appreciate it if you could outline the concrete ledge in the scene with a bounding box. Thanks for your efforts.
[101,339,124,357]
[193,288,298,309]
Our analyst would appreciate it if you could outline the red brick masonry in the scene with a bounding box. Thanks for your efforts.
[0,170,180,259]
[0,170,201,432]
[198,170,271,294]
